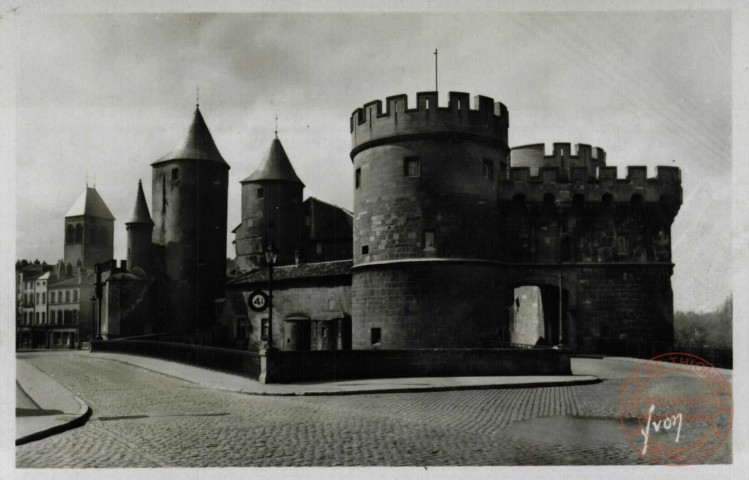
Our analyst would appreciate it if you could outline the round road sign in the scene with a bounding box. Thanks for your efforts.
[248,290,268,312]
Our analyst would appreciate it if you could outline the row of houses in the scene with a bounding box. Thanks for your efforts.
[16,261,97,349]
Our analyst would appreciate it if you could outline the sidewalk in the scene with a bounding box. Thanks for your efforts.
[90,351,601,396]
[16,359,91,445]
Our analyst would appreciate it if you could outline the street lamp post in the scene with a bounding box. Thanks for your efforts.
[265,243,278,349]
[90,295,96,348]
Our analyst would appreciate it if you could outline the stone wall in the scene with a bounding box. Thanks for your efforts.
[261,347,572,384]
[352,262,505,349]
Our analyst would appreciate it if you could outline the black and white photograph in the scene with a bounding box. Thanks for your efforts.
[3,1,747,477]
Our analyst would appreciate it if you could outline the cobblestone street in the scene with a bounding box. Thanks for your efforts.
[16,352,732,467]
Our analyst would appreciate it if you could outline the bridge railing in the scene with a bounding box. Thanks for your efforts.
[91,339,262,380]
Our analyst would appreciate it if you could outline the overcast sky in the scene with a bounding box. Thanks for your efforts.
[11,10,732,313]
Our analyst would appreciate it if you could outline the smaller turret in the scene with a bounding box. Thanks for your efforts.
[126,180,154,274]
[236,135,305,270]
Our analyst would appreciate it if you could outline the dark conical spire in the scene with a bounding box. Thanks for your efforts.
[152,106,228,166]
[240,136,305,186]
[127,180,154,225]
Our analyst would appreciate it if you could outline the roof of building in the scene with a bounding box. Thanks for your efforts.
[49,271,95,288]
[305,197,353,240]
[240,136,305,186]
[152,106,228,167]
[228,259,352,286]
[127,180,154,225]
[65,187,115,220]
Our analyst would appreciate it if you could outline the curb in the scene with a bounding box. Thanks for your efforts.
[234,377,603,397]
[16,396,92,446]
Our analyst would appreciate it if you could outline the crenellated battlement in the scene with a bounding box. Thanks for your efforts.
[350,91,509,158]
[510,142,607,178]
[498,165,682,206]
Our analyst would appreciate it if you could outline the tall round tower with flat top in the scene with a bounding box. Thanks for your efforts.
[151,105,230,334]
[350,92,510,349]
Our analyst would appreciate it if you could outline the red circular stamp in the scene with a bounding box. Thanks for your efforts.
[619,353,733,465]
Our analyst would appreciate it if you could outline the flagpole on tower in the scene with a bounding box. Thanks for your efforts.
[434,48,438,92]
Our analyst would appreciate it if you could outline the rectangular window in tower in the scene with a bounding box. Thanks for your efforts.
[371,328,381,345]
[355,168,361,188]
[404,157,420,177]
[257,188,264,199]
[617,236,628,255]
[261,319,269,341]
[361,245,369,255]
[423,230,436,251]
[172,168,179,181]
[483,159,494,180]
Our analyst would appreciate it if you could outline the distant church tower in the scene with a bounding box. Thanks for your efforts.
[236,134,304,270]
[64,186,115,270]
[126,180,154,274]
[151,105,230,333]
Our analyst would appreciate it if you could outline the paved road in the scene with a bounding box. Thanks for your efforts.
[16,352,732,467]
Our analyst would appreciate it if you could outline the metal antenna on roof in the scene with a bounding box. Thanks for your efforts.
[93,173,96,188]
[275,115,278,138]
[196,85,200,108]
[85,172,89,188]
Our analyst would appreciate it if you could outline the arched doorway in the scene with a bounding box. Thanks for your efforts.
[508,281,569,347]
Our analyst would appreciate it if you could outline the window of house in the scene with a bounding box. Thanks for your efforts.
[42,312,45,324]
[73,290,78,302]
[404,157,420,177]
[35,312,39,324]
[361,245,369,255]
[371,327,381,345]
[172,168,179,181]
[482,159,494,180]
[36,293,40,304]
[50,292,55,303]
[316,242,323,254]
[261,319,269,341]
[66,291,70,303]
[42,293,46,304]
[322,326,328,339]
[355,168,361,188]
[257,188,264,199]
[423,230,436,250]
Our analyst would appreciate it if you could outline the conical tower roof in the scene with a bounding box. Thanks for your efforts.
[127,180,154,225]
[241,136,305,186]
[65,186,115,220]
[152,106,228,167]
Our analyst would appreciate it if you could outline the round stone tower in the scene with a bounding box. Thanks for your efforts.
[125,180,154,274]
[236,135,304,270]
[151,105,230,333]
[350,91,510,349]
